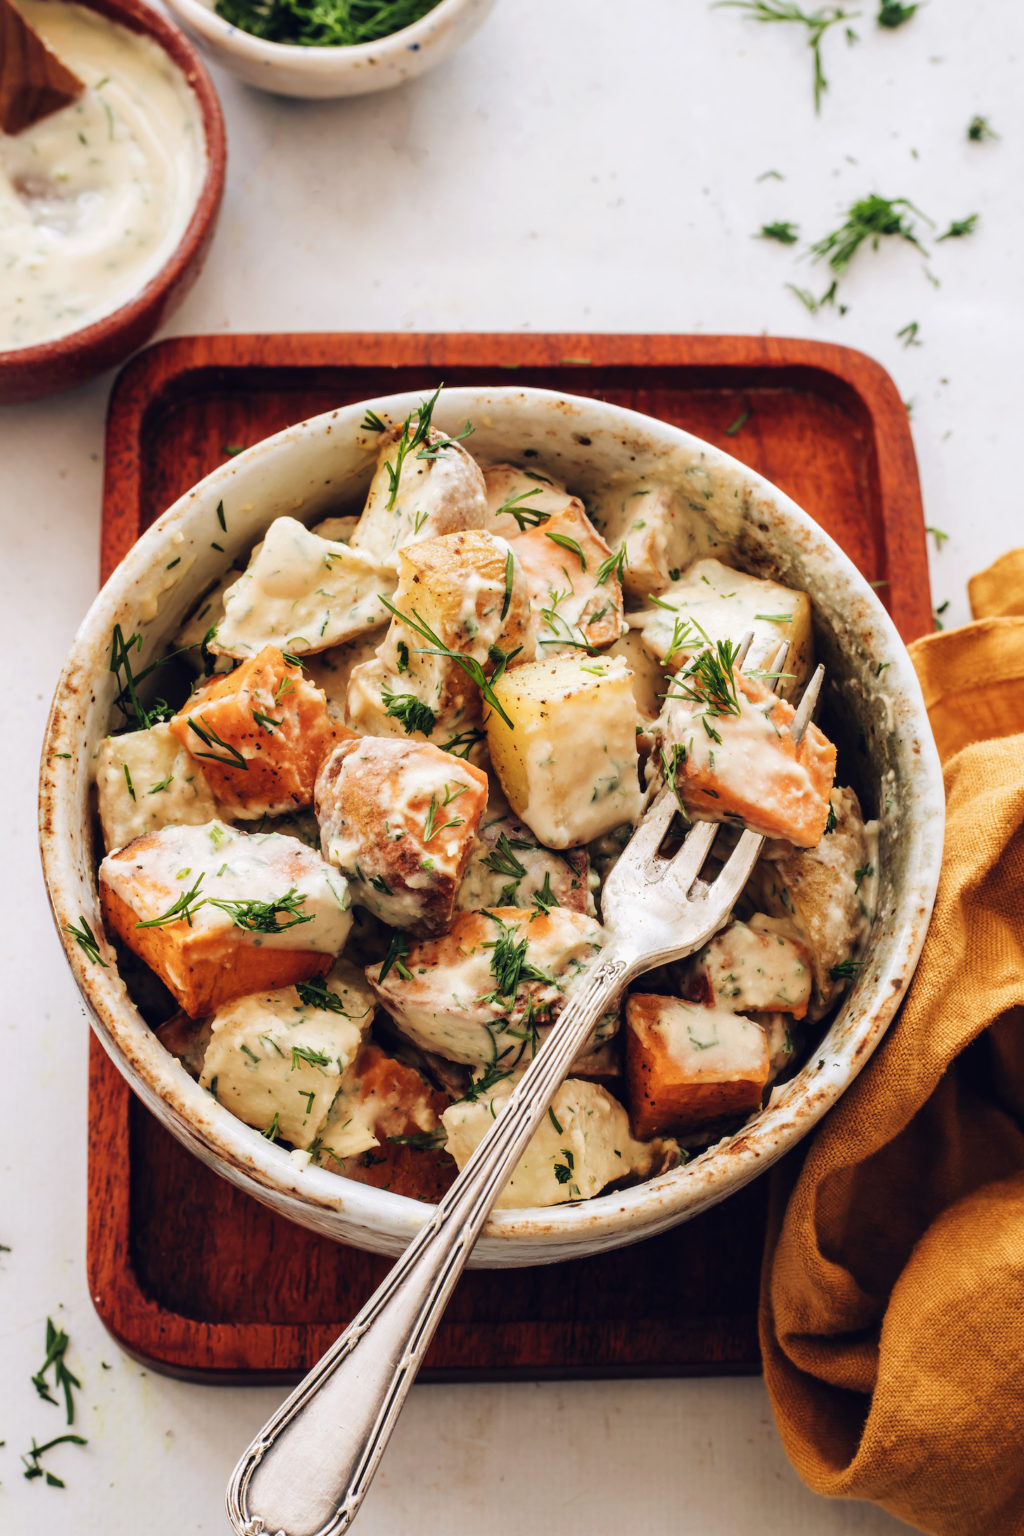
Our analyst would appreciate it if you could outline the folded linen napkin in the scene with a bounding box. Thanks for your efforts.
[760,549,1024,1536]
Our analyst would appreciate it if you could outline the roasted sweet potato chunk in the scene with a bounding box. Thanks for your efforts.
[656,662,836,847]
[315,737,488,936]
[98,821,352,1017]
[169,646,344,820]
[625,994,770,1139]
[513,499,626,651]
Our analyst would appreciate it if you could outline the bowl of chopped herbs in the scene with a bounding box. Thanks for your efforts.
[162,0,497,98]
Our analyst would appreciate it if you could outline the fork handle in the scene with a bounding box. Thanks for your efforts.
[226,951,632,1536]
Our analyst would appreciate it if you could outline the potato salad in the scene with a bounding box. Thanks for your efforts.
[90,388,877,1210]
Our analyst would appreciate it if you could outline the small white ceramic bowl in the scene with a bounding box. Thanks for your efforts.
[162,0,497,99]
[39,386,944,1268]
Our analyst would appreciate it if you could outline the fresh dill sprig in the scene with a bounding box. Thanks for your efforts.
[483,914,554,1001]
[481,833,531,882]
[531,871,560,913]
[828,957,863,980]
[135,874,206,929]
[500,547,515,621]
[877,0,919,25]
[296,977,350,1013]
[595,543,628,586]
[456,1061,513,1105]
[21,1432,88,1488]
[725,407,752,436]
[387,1130,448,1150]
[492,488,549,530]
[108,624,176,730]
[714,0,860,113]
[186,715,249,770]
[205,888,313,933]
[936,214,978,241]
[378,929,412,983]
[757,221,800,243]
[64,916,108,967]
[967,115,998,143]
[423,784,466,843]
[544,530,587,571]
[31,1318,82,1425]
[379,597,520,728]
[897,320,922,347]
[811,194,931,273]
[669,640,744,719]
[382,690,437,737]
[925,525,949,550]
[361,408,387,432]
[438,728,486,760]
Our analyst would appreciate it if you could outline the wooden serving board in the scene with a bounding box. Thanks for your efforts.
[90,332,931,1383]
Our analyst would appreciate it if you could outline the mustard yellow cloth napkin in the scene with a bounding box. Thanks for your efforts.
[760,549,1024,1536]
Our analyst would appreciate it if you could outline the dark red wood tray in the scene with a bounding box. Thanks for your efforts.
[90,332,930,1383]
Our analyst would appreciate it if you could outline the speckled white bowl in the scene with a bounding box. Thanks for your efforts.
[39,385,944,1268]
[162,0,497,99]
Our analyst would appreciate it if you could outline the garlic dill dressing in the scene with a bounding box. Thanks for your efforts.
[0,0,205,352]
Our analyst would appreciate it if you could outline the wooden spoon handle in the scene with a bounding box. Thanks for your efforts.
[0,0,84,136]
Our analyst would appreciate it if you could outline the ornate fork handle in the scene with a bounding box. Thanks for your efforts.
[227,951,632,1536]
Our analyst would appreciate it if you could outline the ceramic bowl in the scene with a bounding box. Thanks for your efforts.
[38,385,945,1267]
[161,0,497,99]
[0,0,225,406]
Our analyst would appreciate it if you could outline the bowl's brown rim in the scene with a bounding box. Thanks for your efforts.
[0,0,226,377]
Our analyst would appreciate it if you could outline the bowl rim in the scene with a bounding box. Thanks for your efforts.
[0,0,226,378]
[38,383,946,1261]
[162,0,483,67]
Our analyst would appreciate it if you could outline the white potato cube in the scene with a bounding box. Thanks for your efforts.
[350,424,486,564]
[95,723,219,852]
[442,1077,660,1209]
[634,557,813,697]
[595,485,700,600]
[199,961,373,1146]
[486,654,643,847]
[211,517,395,660]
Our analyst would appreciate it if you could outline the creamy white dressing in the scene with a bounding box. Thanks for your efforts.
[100,819,352,954]
[199,964,370,1146]
[488,655,643,849]
[95,722,219,852]
[442,1077,656,1209]
[350,428,487,565]
[0,0,205,351]
[594,485,699,600]
[694,916,811,1015]
[369,908,611,1068]
[213,517,395,659]
[644,999,770,1083]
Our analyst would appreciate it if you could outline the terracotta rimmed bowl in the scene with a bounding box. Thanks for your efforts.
[39,386,945,1268]
[162,0,497,100]
[0,0,225,406]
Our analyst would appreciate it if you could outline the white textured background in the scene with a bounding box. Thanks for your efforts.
[2,1,1022,1531]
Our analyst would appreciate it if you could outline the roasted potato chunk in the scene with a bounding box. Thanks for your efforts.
[310,1043,456,1201]
[486,654,643,848]
[169,646,343,821]
[683,916,812,1019]
[625,995,770,1139]
[513,499,625,652]
[442,1076,663,1209]
[199,961,374,1146]
[95,722,219,852]
[366,907,613,1068]
[595,485,700,600]
[456,812,589,913]
[634,557,813,698]
[348,528,534,739]
[479,462,575,534]
[350,420,487,565]
[653,661,836,848]
[99,820,352,1017]
[315,737,488,936]
[211,517,396,660]
[748,784,876,1017]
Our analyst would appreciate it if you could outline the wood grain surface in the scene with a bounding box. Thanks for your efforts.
[89,331,931,1382]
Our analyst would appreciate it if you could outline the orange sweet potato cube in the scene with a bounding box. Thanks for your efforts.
[98,821,352,1017]
[169,646,344,820]
[625,994,770,1140]
[663,668,836,848]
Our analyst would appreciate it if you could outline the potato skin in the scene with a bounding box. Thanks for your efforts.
[315,737,488,937]
[170,646,345,820]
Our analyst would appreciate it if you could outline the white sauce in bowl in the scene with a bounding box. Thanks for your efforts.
[0,0,206,351]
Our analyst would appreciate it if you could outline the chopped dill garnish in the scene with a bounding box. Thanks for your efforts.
[757,221,800,243]
[811,194,931,273]
[379,598,520,728]
[936,214,978,241]
[714,0,860,113]
[212,0,443,49]
[493,487,549,530]
[382,690,437,737]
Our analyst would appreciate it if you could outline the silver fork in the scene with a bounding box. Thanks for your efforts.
[226,642,825,1536]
